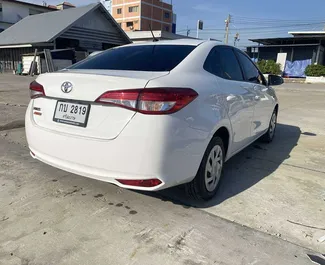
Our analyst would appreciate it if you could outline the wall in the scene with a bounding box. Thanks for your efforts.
[248,46,318,64]
[141,0,172,31]
[111,0,172,32]
[75,9,116,33]
[0,1,53,26]
[1,1,29,24]
[292,46,316,62]
[0,46,49,71]
[112,0,141,31]
[57,8,128,52]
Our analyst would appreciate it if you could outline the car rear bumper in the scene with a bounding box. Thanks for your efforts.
[25,102,209,191]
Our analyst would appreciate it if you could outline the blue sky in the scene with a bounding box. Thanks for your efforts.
[28,0,325,47]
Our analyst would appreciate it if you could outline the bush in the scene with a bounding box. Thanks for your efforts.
[256,60,281,75]
[305,64,325,77]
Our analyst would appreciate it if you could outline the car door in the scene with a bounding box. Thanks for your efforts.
[234,50,275,138]
[204,46,256,154]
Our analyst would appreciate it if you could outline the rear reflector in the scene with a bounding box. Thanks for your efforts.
[96,88,198,115]
[116,179,162,187]
[30,81,45,99]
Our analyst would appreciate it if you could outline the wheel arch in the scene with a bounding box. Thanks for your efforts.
[212,126,231,159]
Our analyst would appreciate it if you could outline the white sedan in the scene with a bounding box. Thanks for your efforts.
[26,39,283,200]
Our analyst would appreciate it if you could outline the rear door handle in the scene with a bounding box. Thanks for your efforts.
[227,95,236,101]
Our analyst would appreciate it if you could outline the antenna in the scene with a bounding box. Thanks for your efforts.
[149,23,159,42]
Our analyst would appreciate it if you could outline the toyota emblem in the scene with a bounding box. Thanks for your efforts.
[61,82,73,93]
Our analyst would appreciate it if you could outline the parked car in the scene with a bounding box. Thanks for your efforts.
[25,40,283,200]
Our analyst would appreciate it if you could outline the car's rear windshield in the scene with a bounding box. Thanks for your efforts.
[69,45,196,72]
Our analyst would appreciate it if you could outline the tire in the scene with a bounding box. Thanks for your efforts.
[261,108,277,143]
[186,136,225,201]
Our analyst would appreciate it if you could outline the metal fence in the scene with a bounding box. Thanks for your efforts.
[0,47,36,71]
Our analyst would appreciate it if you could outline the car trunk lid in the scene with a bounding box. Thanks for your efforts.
[31,71,169,140]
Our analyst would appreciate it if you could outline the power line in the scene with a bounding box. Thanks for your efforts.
[176,15,325,48]
[177,16,325,33]
[233,16,325,22]
[179,24,324,31]
[179,22,325,32]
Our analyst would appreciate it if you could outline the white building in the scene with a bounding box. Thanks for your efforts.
[100,0,112,13]
[0,0,56,32]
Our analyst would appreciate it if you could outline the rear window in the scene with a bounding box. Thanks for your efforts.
[69,45,196,72]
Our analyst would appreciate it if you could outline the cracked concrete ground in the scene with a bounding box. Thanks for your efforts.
[0,74,324,264]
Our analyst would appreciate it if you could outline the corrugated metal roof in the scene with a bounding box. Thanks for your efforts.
[0,3,130,46]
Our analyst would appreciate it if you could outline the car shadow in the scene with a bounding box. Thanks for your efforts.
[138,123,302,208]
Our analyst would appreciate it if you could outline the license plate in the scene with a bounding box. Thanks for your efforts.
[53,101,90,127]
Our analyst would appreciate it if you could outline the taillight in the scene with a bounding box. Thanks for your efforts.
[116,178,162,187]
[96,88,198,115]
[29,81,45,99]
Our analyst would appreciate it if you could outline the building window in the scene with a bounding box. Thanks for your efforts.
[128,6,138,13]
[126,21,134,28]
[117,8,122,14]
[164,12,170,18]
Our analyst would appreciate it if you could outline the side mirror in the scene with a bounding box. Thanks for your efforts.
[268,75,284,86]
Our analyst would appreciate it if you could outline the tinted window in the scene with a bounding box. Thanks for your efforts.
[70,45,196,72]
[236,51,266,85]
[204,46,243,81]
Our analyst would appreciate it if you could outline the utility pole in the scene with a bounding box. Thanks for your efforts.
[225,14,231,44]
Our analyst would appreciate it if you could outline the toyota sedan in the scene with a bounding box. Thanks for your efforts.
[26,39,283,200]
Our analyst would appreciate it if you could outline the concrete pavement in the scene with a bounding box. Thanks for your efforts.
[0,74,324,264]
[161,83,325,253]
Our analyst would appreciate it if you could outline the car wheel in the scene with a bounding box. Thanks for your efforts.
[186,137,225,201]
[261,109,277,143]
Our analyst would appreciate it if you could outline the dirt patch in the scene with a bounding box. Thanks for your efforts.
[0,120,25,131]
